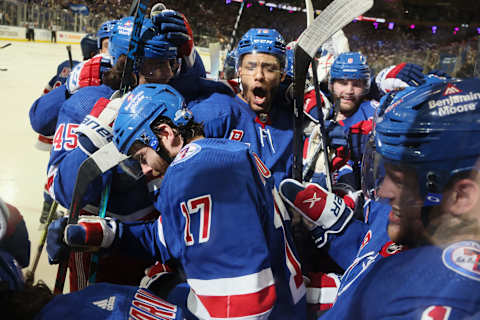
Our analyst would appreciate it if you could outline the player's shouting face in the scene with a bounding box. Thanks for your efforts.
[238,53,285,113]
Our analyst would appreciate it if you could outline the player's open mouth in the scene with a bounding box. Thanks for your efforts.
[253,87,267,105]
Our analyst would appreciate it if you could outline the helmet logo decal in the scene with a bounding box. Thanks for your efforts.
[442,83,462,96]
[140,133,150,145]
[125,91,145,112]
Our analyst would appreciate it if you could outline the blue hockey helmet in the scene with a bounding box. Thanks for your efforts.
[109,17,177,66]
[236,28,286,70]
[329,52,370,93]
[80,33,98,60]
[373,78,480,205]
[113,83,192,156]
[96,19,117,50]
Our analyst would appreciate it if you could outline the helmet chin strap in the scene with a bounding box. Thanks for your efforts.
[156,142,173,165]
[420,206,432,228]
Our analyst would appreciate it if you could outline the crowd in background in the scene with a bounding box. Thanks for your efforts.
[1,0,479,76]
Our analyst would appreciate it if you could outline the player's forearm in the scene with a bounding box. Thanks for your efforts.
[115,219,165,262]
[326,218,369,270]
[29,84,68,136]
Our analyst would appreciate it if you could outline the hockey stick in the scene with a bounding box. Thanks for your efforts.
[28,201,58,281]
[226,0,245,53]
[87,181,111,285]
[0,43,11,49]
[292,0,374,183]
[54,142,127,294]
[119,0,150,94]
[66,45,73,69]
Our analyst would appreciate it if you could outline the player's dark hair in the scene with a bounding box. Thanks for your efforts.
[0,280,54,320]
[102,54,132,90]
[151,116,204,145]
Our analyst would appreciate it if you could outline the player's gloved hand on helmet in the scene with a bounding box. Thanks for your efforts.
[140,261,184,298]
[75,96,122,155]
[375,62,425,95]
[152,10,195,67]
[279,179,354,248]
[305,272,340,317]
[66,54,113,94]
[0,199,30,268]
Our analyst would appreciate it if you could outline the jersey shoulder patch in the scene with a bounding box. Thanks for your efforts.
[172,143,201,166]
[442,240,480,281]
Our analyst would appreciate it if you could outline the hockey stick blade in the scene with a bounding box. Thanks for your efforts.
[297,0,373,58]
[0,43,11,49]
[292,0,373,182]
[54,142,127,294]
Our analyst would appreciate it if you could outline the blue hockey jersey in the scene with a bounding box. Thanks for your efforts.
[319,200,407,319]
[45,84,157,220]
[190,94,293,187]
[117,139,307,319]
[36,283,184,320]
[343,240,480,319]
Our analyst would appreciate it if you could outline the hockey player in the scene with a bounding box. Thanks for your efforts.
[47,83,307,319]
[44,16,182,291]
[281,77,480,318]
[0,197,184,319]
[189,28,294,186]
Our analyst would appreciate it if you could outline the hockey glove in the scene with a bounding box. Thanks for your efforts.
[64,216,117,249]
[140,261,184,299]
[375,63,425,95]
[152,10,195,67]
[35,134,53,151]
[75,96,122,155]
[46,215,118,265]
[46,216,69,264]
[66,54,113,94]
[279,179,353,248]
[305,272,340,317]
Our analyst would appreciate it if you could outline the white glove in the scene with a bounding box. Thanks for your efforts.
[75,95,123,155]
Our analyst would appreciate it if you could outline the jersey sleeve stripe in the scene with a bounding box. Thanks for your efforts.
[156,216,167,248]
